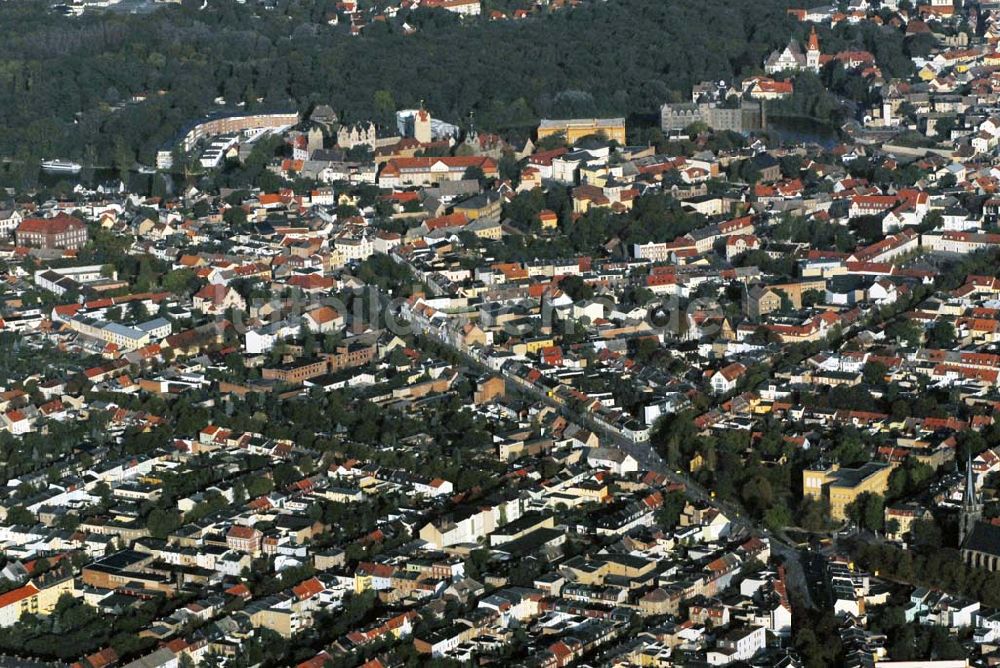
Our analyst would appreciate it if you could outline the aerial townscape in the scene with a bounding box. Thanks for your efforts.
[9,0,1000,666]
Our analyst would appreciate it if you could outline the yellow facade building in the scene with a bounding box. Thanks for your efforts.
[537,118,627,145]
[803,462,892,520]
[0,572,75,628]
[519,337,555,356]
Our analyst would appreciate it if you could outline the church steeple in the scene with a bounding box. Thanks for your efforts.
[806,27,821,72]
[961,453,983,545]
[807,26,820,53]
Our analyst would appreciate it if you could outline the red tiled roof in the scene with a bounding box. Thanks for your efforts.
[0,583,38,609]
[17,213,85,235]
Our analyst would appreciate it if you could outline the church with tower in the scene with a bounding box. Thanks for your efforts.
[960,455,1000,571]
[764,27,821,75]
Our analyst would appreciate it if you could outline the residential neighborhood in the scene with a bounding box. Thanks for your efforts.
[4,0,1000,666]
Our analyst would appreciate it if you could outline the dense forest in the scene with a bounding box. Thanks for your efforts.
[0,0,813,170]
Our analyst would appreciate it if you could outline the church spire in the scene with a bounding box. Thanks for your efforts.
[961,452,983,545]
[964,452,978,506]
[807,26,820,53]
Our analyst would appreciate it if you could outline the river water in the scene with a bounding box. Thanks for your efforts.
[766,116,841,149]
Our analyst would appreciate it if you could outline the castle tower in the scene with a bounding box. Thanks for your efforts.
[414,104,432,144]
[960,453,983,545]
[806,27,821,72]
[307,125,324,155]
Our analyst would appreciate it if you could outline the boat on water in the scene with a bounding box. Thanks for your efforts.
[40,159,83,174]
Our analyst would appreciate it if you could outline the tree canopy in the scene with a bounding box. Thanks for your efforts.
[0,0,808,173]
